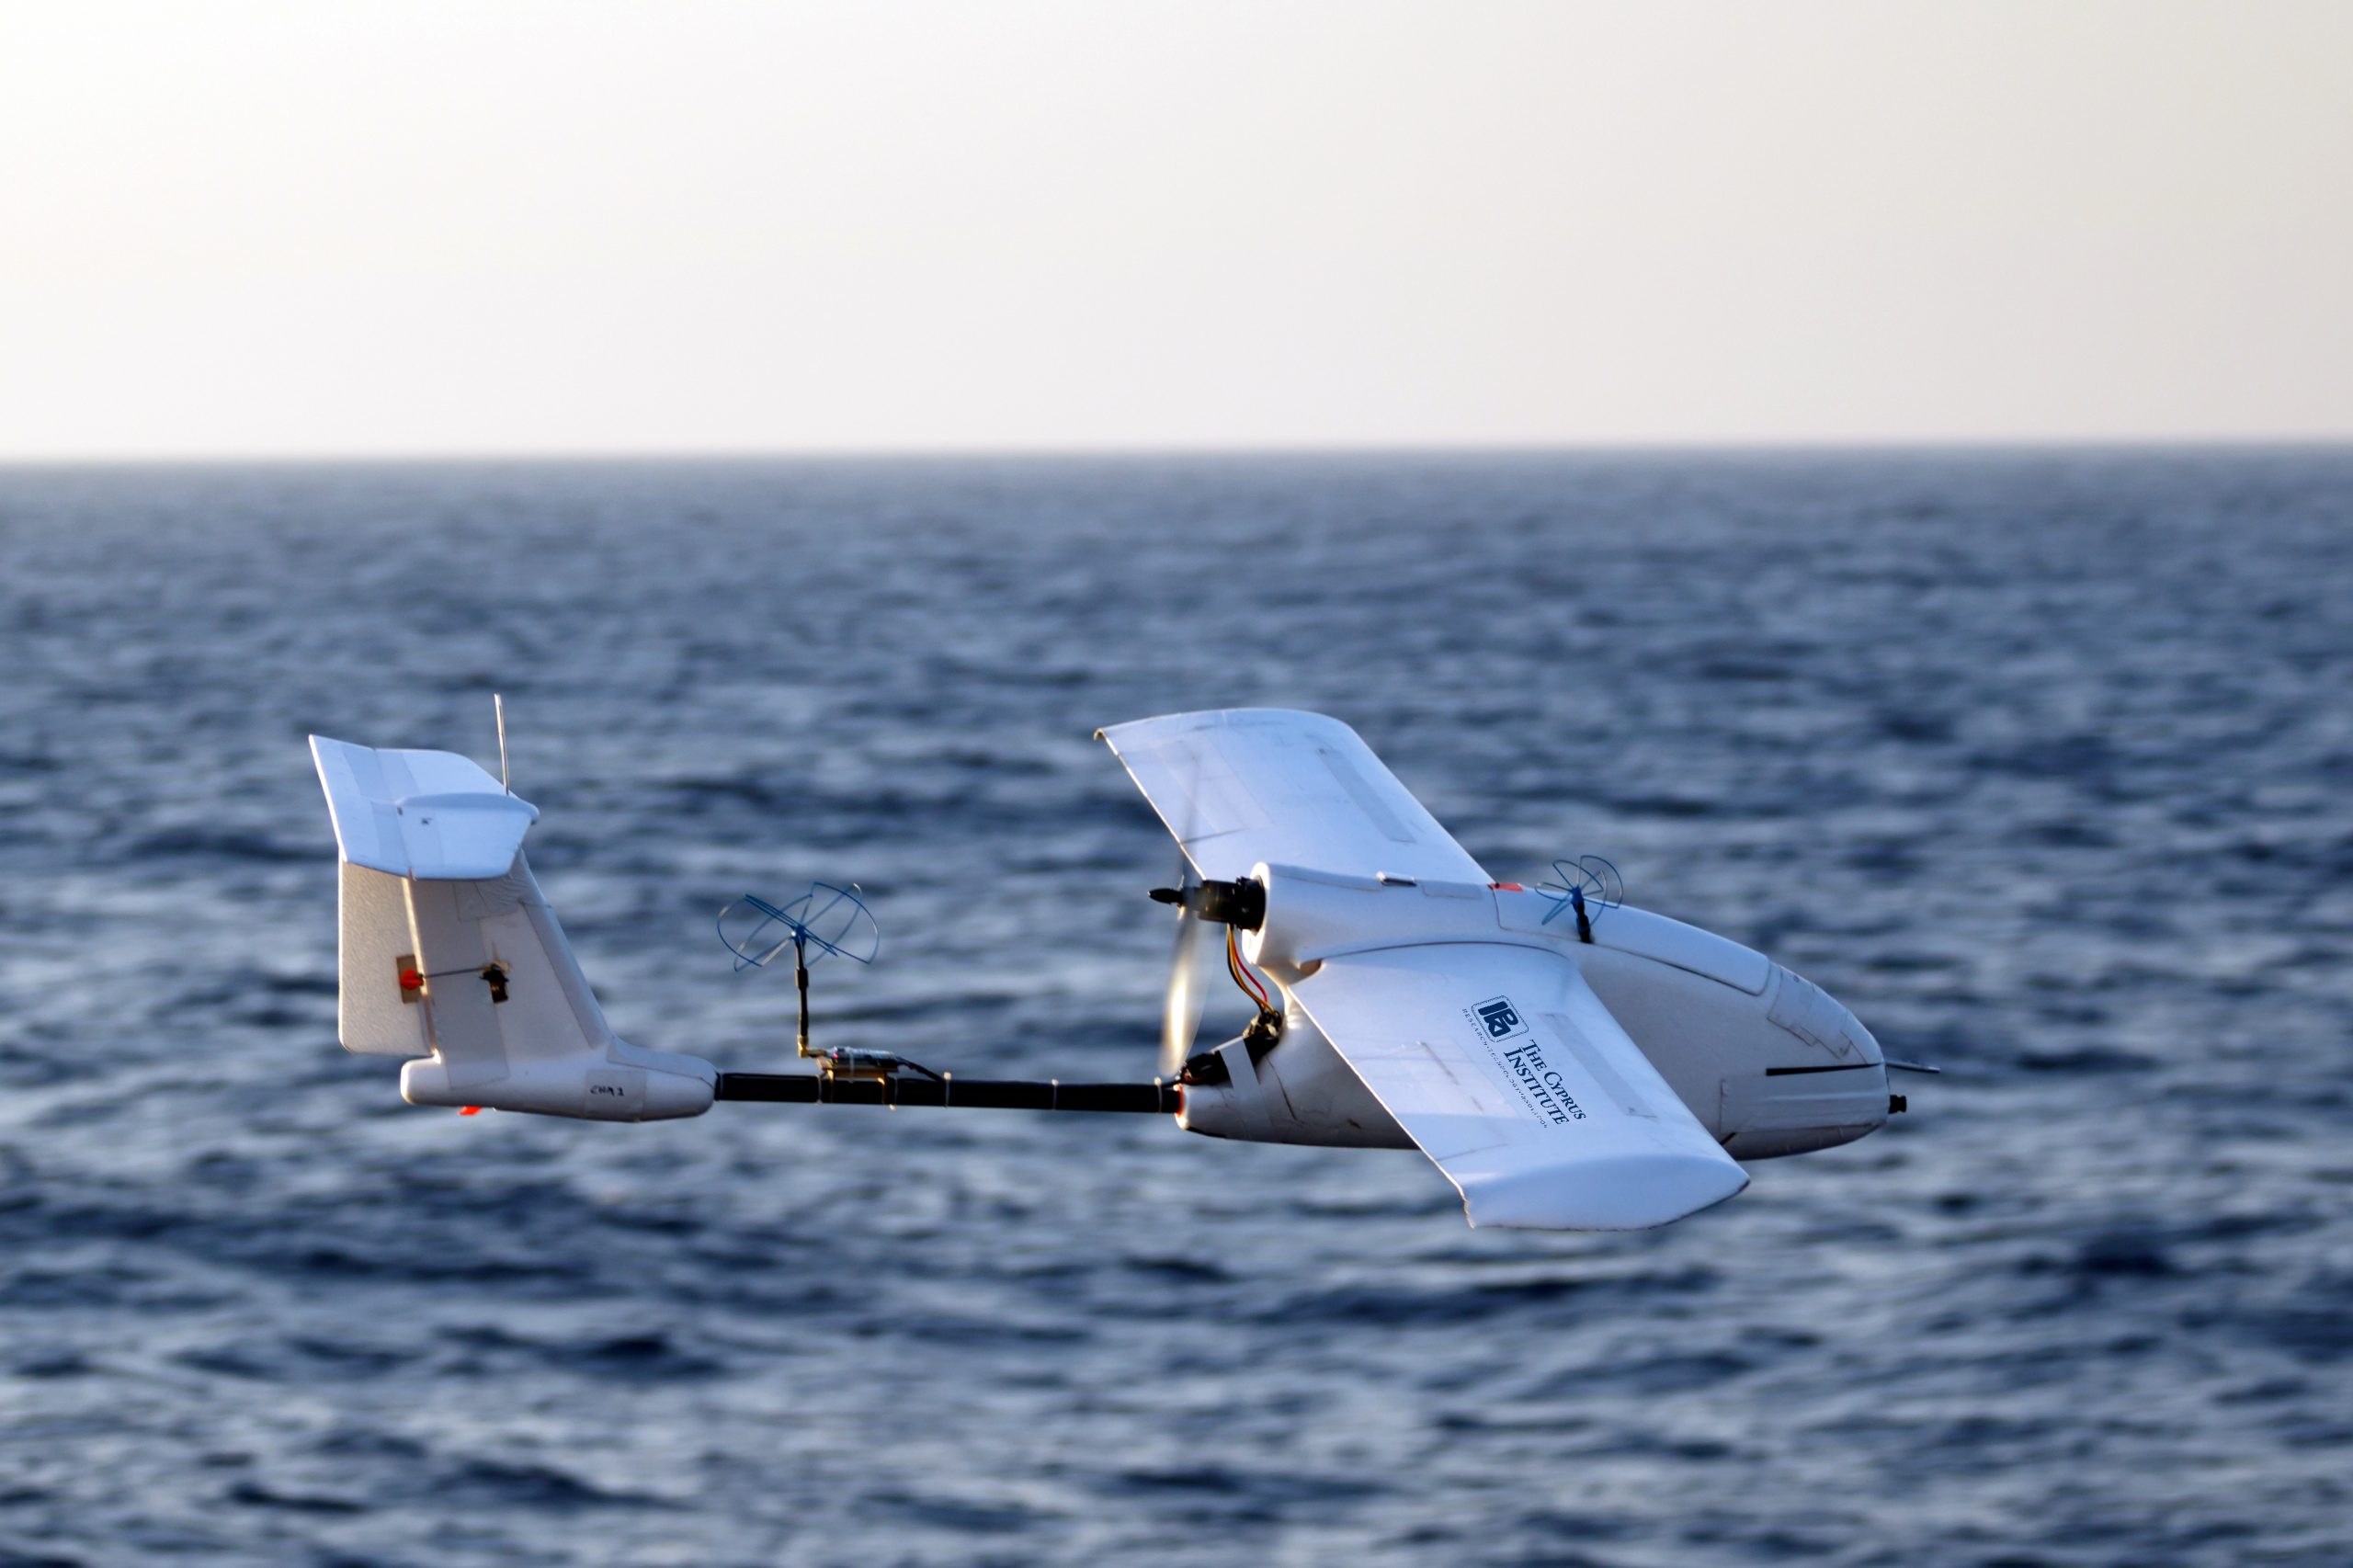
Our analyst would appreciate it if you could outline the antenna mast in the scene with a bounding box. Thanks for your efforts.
[494,693,511,794]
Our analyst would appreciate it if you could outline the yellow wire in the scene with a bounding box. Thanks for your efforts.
[1226,926,1270,1011]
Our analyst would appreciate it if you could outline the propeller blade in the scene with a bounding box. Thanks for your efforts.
[1160,906,1207,1076]
[1156,744,1213,1078]
[1158,853,1207,1076]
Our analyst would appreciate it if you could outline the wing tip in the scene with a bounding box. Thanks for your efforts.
[1097,708,1355,744]
[1460,1153,1751,1233]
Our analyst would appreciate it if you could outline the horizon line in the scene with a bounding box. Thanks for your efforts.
[4,433,2350,471]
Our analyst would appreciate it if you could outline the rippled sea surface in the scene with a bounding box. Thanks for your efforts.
[2,452,2349,1567]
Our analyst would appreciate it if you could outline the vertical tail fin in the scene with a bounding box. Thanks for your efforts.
[311,735,713,1121]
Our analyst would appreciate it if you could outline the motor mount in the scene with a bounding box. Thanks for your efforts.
[1148,877,1265,930]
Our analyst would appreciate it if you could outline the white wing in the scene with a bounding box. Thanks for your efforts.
[1098,710,1487,884]
[1290,943,1748,1230]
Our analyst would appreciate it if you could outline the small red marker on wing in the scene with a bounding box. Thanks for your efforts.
[458,1106,482,1116]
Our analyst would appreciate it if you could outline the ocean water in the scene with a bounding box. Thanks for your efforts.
[0,450,2348,1567]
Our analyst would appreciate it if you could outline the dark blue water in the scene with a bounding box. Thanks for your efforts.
[2,451,2349,1567]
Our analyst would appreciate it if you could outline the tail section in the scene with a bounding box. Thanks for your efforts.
[311,735,714,1121]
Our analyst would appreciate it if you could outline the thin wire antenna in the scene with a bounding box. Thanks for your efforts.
[1539,855,1623,944]
[494,693,511,795]
[716,884,881,1065]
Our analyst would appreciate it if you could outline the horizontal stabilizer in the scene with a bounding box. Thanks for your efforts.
[311,734,540,881]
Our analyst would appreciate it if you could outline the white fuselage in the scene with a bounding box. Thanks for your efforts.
[1178,873,1889,1161]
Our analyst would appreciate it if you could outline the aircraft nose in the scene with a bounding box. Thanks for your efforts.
[1768,965,1882,1067]
[1840,1001,1884,1066]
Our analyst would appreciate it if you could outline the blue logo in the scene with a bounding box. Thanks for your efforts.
[1474,997,1525,1040]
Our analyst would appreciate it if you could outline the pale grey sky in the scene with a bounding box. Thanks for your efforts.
[2,1,2347,458]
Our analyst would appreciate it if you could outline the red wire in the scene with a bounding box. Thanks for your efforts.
[1226,926,1271,1011]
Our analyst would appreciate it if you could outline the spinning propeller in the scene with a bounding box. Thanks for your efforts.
[1154,855,1209,1077]
[1146,744,1217,1079]
[1147,872,1276,1081]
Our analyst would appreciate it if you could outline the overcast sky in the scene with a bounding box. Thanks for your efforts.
[2,1,2347,459]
